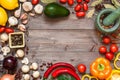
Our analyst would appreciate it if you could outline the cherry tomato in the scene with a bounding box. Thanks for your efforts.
[77,64,86,73]
[83,2,88,11]
[77,0,82,3]
[84,0,90,3]
[110,44,118,53]
[0,27,5,33]
[99,46,107,54]
[59,0,67,4]
[32,0,39,5]
[5,28,14,34]
[74,4,81,12]
[68,0,74,6]
[105,52,114,61]
[102,36,111,45]
[76,11,85,17]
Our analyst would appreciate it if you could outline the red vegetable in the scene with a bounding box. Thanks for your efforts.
[52,68,80,80]
[59,0,67,4]
[5,27,14,34]
[0,27,5,33]
[83,2,88,11]
[102,36,111,45]
[105,52,114,61]
[76,11,85,17]
[84,0,90,3]
[110,44,118,53]
[99,46,107,54]
[77,0,82,3]
[68,0,74,6]
[32,0,39,5]
[74,4,81,12]
[43,62,76,79]
[77,64,86,73]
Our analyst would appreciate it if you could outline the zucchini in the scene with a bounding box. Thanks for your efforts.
[103,8,120,26]
[96,8,120,33]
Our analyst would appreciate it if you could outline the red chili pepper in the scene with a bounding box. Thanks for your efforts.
[83,2,88,11]
[43,62,76,79]
[68,0,74,6]
[84,0,90,3]
[5,27,14,34]
[0,27,5,33]
[52,68,80,80]
[59,0,67,4]
[77,0,82,3]
[74,4,81,12]
[76,11,86,17]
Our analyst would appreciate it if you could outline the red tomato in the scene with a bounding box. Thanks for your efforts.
[59,0,67,4]
[99,46,107,54]
[32,0,39,5]
[5,28,14,34]
[76,11,85,17]
[77,0,82,3]
[83,2,88,11]
[110,44,118,53]
[84,0,90,3]
[68,0,74,6]
[74,4,81,12]
[77,64,86,73]
[105,52,114,61]
[102,36,111,44]
[0,27,5,33]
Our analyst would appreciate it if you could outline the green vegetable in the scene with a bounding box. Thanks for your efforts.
[57,74,75,80]
[96,8,120,33]
[44,3,70,18]
[103,8,120,26]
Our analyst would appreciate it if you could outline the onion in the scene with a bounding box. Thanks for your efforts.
[0,74,15,80]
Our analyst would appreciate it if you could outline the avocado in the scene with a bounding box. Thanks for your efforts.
[44,3,70,18]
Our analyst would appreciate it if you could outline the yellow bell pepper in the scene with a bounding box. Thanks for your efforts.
[107,70,120,80]
[114,52,120,70]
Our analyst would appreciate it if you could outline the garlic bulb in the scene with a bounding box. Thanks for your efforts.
[34,4,43,14]
[19,0,27,2]
[14,4,21,18]
[8,16,18,26]
[22,2,33,12]
[0,33,8,42]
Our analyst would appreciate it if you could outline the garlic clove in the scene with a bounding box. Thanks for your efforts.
[20,13,28,20]
[18,24,26,31]
[34,4,43,14]
[29,13,35,17]
[14,4,22,18]
[22,19,28,25]
[22,2,33,12]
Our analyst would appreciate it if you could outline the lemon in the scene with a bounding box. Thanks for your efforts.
[0,0,19,10]
[0,7,8,26]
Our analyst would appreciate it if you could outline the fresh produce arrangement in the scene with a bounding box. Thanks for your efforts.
[0,0,120,80]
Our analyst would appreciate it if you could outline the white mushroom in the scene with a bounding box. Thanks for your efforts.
[16,49,25,58]
[14,4,22,18]
[34,4,43,14]
[0,33,9,42]
[21,65,30,73]
[32,71,40,78]
[30,62,38,70]
[19,0,27,2]
[23,74,30,80]
[0,54,4,61]
[8,16,18,26]
[21,57,29,64]
[1,46,10,56]
[22,2,33,12]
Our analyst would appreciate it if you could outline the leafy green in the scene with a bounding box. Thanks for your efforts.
[57,74,75,80]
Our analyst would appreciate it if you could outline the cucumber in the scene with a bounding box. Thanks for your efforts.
[103,7,120,26]
[96,8,120,33]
